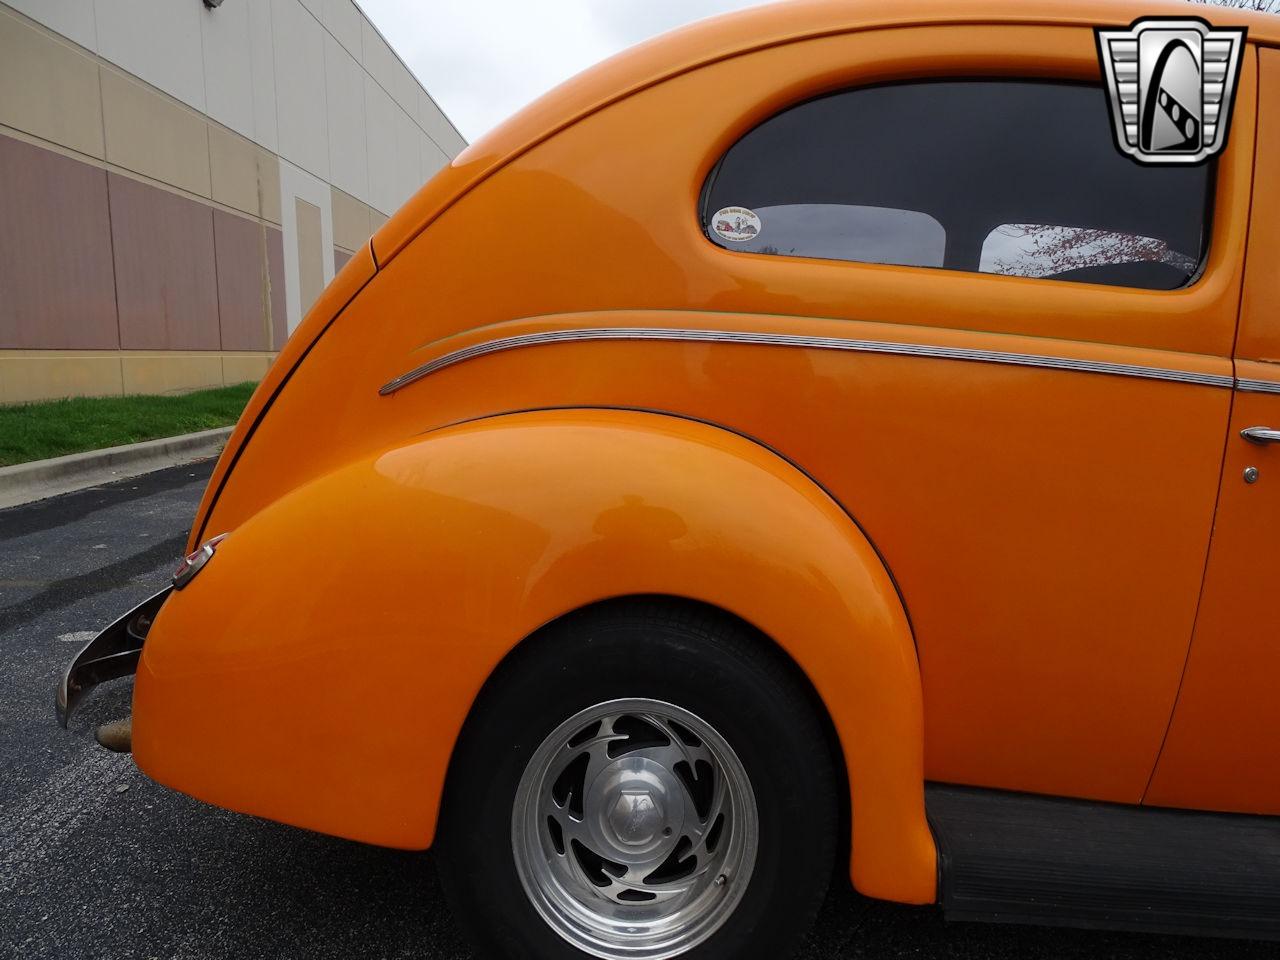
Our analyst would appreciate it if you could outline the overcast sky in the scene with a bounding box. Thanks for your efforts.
[356,0,770,142]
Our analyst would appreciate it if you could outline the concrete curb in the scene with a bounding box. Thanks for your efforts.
[0,427,232,510]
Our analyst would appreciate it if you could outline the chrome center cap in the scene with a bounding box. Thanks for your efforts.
[608,788,663,846]
[587,756,684,860]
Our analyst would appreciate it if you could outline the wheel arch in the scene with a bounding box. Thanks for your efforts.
[134,407,936,903]
[440,591,853,870]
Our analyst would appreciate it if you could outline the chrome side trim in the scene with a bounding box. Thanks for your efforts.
[379,327,1235,396]
[1237,378,1280,395]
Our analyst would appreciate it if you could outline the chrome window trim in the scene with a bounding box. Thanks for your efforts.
[380,326,1234,396]
[1237,378,1280,395]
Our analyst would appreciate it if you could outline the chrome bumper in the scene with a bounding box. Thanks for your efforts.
[56,586,171,728]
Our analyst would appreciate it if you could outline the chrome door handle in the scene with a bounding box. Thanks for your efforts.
[1242,426,1280,445]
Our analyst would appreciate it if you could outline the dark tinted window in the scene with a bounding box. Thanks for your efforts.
[702,81,1211,289]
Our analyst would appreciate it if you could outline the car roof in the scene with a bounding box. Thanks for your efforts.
[373,0,1278,264]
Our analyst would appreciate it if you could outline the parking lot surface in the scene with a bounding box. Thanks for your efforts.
[1,463,1273,959]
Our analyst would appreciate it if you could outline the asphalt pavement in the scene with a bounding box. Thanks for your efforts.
[1,462,1273,959]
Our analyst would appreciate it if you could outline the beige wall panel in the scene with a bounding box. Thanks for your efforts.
[369,209,388,232]
[257,148,282,224]
[208,124,261,218]
[295,197,325,318]
[333,247,351,275]
[214,211,272,352]
[109,172,221,351]
[121,353,224,395]
[0,9,105,159]
[0,354,122,404]
[222,352,273,385]
[3,0,99,53]
[101,68,212,198]
[330,186,371,252]
[0,135,118,350]
[266,226,288,350]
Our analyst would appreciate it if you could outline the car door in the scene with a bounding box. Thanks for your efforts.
[685,26,1255,804]
[1146,44,1280,816]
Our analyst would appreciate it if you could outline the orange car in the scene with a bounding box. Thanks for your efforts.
[58,0,1280,956]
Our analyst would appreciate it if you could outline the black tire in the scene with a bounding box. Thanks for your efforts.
[436,598,838,960]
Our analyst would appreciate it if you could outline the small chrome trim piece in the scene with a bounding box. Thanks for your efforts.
[379,327,1235,396]
[1237,378,1280,395]
[172,532,228,590]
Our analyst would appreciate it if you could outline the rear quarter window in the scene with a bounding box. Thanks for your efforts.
[702,81,1212,290]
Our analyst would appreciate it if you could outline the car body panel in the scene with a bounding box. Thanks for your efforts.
[370,0,1280,265]
[186,242,377,553]
[134,409,936,903]
[126,0,1275,907]
[1144,50,1280,815]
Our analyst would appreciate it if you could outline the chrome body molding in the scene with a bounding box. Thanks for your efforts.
[379,326,1235,396]
[1237,378,1280,395]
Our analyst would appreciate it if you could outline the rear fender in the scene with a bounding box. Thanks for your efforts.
[133,408,935,903]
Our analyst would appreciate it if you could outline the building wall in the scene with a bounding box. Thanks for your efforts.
[0,0,465,403]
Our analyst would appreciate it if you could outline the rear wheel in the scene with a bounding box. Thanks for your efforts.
[437,600,838,960]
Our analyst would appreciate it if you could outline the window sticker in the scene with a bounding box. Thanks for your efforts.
[711,207,762,242]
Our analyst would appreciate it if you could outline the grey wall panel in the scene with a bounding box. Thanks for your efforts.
[108,172,220,350]
[333,246,351,275]
[0,134,118,349]
[214,209,271,351]
[93,0,206,114]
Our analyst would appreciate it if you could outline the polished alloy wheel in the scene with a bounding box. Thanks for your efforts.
[512,698,758,960]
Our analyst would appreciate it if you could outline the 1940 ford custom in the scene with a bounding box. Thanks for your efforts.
[58,1,1280,956]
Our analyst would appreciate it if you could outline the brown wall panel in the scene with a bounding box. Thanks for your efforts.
[214,210,271,351]
[266,226,287,350]
[108,172,220,350]
[0,135,118,349]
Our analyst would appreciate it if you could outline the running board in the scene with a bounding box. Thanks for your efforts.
[927,784,1280,941]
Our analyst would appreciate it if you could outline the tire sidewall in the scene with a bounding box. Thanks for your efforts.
[437,608,836,960]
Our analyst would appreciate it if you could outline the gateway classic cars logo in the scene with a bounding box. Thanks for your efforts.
[1096,17,1246,165]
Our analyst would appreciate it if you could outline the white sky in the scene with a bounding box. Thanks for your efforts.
[356,0,771,142]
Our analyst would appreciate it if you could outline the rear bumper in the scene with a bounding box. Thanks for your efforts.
[56,587,171,727]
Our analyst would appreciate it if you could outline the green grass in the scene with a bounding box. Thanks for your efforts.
[0,382,257,467]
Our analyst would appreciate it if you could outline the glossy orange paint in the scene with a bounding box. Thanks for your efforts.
[1144,48,1280,814]
[1144,372,1280,813]
[136,409,932,901]
[135,0,1278,910]
[185,243,377,553]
